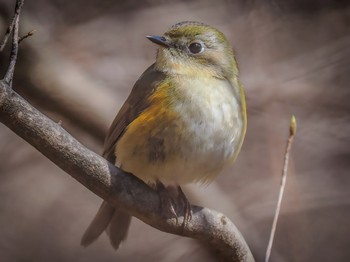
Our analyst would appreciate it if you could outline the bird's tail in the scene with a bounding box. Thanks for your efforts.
[81,201,131,249]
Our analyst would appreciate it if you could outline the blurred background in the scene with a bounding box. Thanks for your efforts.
[0,0,349,261]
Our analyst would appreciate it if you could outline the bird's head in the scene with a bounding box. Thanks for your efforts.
[147,21,239,79]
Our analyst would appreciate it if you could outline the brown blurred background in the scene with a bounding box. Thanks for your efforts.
[1,0,350,261]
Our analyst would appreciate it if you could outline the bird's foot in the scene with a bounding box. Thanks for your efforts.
[155,180,178,224]
[177,185,192,229]
[154,180,192,229]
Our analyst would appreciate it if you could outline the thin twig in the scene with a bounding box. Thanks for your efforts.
[2,0,24,85]
[0,0,24,52]
[0,19,15,52]
[19,29,36,44]
[265,115,297,262]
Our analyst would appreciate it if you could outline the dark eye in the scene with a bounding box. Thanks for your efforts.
[188,42,203,54]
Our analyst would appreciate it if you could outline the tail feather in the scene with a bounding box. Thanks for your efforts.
[81,201,131,249]
[81,201,115,247]
[107,210,132,249]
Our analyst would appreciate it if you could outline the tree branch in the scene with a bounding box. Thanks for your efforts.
[0,1,254,261]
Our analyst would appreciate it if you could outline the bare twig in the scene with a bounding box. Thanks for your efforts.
[2,0,24,85]
[19,29,36,44]
[0,20,14,52]
[0,0,23,52]
[265,115,297,262]
[0,1,254,261]
[0,0,24,52]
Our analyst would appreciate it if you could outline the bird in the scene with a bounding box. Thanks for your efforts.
[81,21,247,250]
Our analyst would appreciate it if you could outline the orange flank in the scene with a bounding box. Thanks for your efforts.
[128,81,178,132]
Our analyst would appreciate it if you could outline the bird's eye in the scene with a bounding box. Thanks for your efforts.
[188,42,203,54]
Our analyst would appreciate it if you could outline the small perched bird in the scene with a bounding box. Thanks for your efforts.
[81,21,247,249]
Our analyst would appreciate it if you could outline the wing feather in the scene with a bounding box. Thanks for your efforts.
[102,64,166,163]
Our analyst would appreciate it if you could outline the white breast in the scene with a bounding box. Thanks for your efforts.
[167,76,243,183]
[116,75,244,185]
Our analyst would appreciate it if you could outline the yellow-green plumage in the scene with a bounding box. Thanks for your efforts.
[81,21,247,250]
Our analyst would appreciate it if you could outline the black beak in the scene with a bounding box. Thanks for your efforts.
[146,35,170,48]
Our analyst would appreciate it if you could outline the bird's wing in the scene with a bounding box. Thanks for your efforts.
[102,63,166,163]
